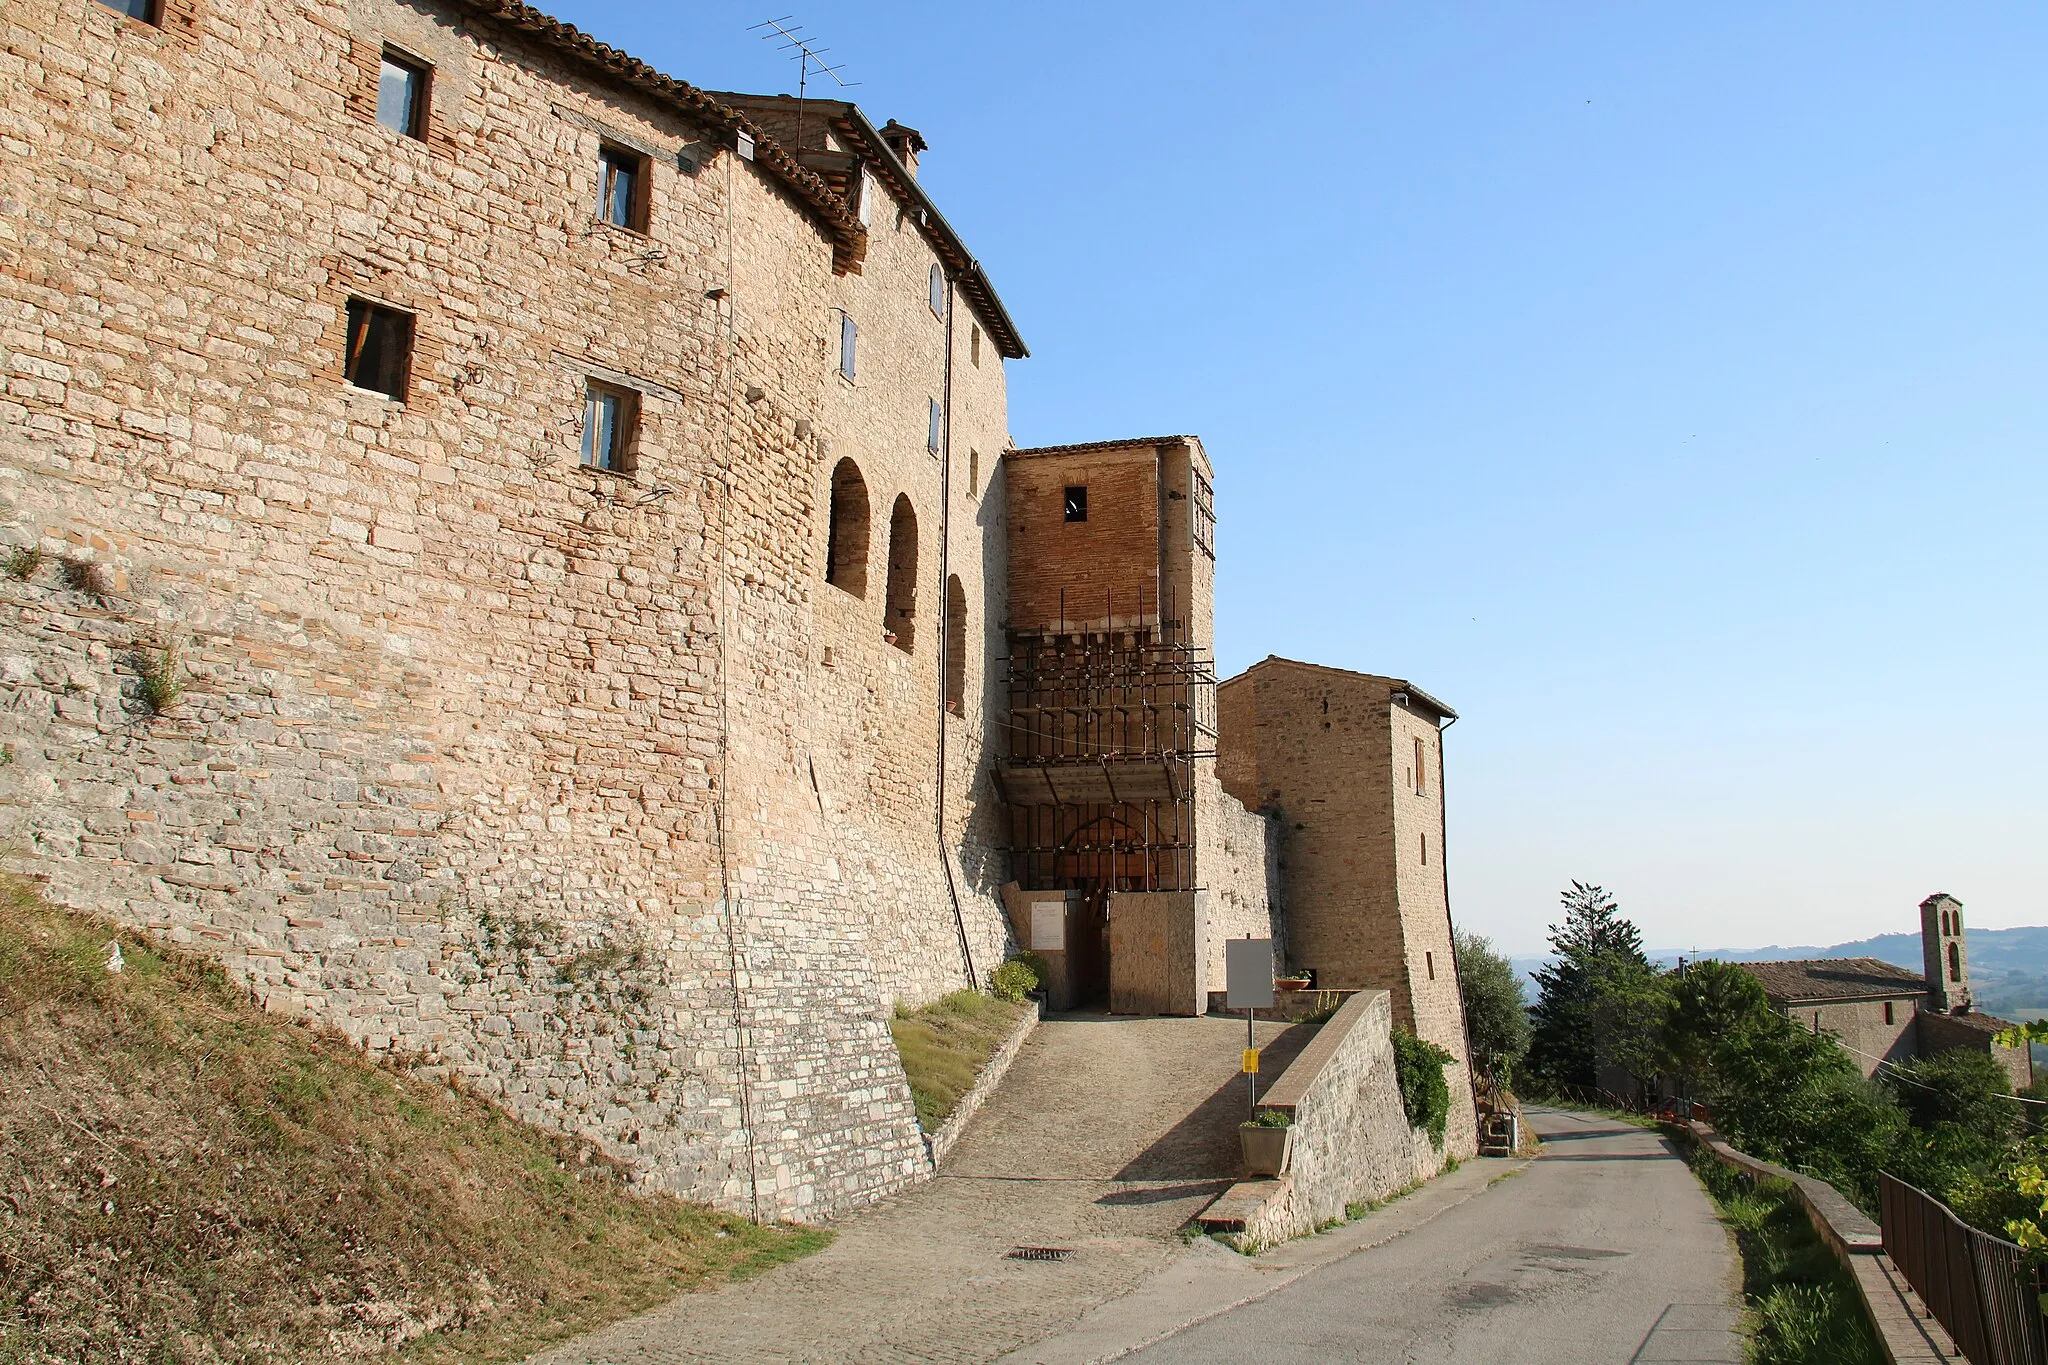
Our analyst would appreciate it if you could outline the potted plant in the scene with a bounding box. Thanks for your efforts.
[1274,971,1311,992]
[1239,1108,1293,1176]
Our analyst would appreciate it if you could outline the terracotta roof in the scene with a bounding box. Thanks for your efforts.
[1008,436,1198,458]
[705,94,1027,360]
[447,1,866,273]
[1220,656,1458,722]
[1922,1008,2019,1037]
[1738,958,1928,1004]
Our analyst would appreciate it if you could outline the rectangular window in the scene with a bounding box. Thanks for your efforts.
[968,448,979,495]
[970,324,982,367]
[1425,951,1435,981]
[856,169,874,227]
[377,50,430,139]
[94,0,157,21]
[1883,1001,1894,1026]
[929,263,945,318]
[1063,486,1088,522]
[1420,832,1427,865]
[1415,736,1427,795]
[927,397,942,454]
[343,298,414,402]
[580,382,639,471]
[597,145,649,231]
[839,315,857,381]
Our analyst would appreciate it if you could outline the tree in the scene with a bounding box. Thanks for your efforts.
[1663,959,1773,1098]
[1455,930,1531,1089]
[1882,1049,2023,1196]
[1525,882,1648,1094]
[1593,957,1673,1098]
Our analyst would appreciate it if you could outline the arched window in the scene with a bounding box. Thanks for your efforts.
[885,494,917,653]
[1948,942,1961,982]
[945,574,967,712]
[825,458,870,597]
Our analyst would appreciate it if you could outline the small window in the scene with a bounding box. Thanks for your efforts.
[1420,832,1427,865]
[856,168,875,228]
[1425,951,1435,981]
[927,398,942,454]
[967,448,979,496]
[1812,1012,1821,1034]
[1063,486,1087,522]
[839,315,857,381]
[1949,942,1961,982]
[94,0,157,21]
[343,298,414,402]
[580,381,638,472]
[928,263,945,318]
[970,324,982,367]
[377,50,431,140]
[597,145,649,231]
[1414,736,1427,795]
[1883,1001,1894,1026]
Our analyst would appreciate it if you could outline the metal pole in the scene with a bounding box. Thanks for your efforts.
[1247,1006,1256,1117]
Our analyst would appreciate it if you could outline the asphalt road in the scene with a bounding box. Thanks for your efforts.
[1120,1108,1744,1365]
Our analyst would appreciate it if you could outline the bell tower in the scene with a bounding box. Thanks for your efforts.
[1921,892,1972,1013]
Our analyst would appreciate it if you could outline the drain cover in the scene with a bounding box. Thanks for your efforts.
[1005,1246,1074,1262]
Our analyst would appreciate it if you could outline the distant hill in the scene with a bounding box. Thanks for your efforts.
[1507,925,2048,1021]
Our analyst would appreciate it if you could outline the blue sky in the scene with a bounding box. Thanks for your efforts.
[545,2,2048,953]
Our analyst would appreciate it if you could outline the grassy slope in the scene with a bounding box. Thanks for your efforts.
[888,990,1026,1131]
[1689,1153,1881,1365]
[0,877,827,1363]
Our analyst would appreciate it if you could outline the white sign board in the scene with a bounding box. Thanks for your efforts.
[1225,938,1274,1010]
[1029,900,1065,952]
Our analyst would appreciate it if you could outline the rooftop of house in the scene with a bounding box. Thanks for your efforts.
[704,92,1026,360]
[1738,957,1929,1005]
[1220,656,1459,723]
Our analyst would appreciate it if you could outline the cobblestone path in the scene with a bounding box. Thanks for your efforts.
[531,1011,1311,1365]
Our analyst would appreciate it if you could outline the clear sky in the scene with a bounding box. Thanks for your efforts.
[543,1,2048,954]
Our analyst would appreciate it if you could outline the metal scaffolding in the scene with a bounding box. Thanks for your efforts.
[995,611,1217,894]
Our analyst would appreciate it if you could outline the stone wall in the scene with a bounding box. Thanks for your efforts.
[1238,990,1462,1243]
[1196,755,1281,982]
[0,0,1017,1218]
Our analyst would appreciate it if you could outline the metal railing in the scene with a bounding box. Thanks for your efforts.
[1881,1172,2047,1365]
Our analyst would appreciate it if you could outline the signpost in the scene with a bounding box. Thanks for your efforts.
[1224,937,1273,1117]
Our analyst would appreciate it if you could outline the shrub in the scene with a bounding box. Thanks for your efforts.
[5,546,43,580]
[1245,1108,1292,1128]
[135,637,184,714]
[988,956,1039,1004]
[1391,1028,1458,1148]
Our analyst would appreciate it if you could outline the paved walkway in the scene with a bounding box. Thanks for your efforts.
[533,1012,1311,1365]
[1100,1107,1743,1364]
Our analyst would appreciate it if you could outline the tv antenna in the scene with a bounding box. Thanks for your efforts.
[749,17,860,159]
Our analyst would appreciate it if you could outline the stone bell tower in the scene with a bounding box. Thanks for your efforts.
[1921,892,1973,1014]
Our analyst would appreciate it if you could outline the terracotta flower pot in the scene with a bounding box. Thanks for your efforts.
[1275,977,1310,992]
[1239,1123,1293,1176]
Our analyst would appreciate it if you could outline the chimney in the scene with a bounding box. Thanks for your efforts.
[1920,892,1972,1013]
[878,120,926,179]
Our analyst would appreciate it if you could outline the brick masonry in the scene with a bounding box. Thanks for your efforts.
[1216,658,1478,1158]
[0,0,1014,1218]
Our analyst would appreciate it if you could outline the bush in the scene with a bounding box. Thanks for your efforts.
[1245,1108,1292,1128]
[988,955,1040,1004]
[1391,1028,1458,1148]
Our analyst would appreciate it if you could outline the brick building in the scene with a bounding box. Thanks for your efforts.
[1737,895,2032,1091]
[0,0,1478,1211]
[1215,658,1478,1155]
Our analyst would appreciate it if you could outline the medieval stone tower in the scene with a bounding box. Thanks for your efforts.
[1215,657,1476,1154]
[1922,892,1973,1013]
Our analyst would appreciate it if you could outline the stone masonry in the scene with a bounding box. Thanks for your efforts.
[2,0,1480,1217]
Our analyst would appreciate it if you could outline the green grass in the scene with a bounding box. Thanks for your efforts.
[0,875,829,1363]
[1690,1153,1882,1365]
[889,989,1026,1131]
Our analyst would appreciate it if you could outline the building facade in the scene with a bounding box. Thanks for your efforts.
[1216,658,1478,1156]
[1737,895,2031,1091]
[1,0,1479,1211]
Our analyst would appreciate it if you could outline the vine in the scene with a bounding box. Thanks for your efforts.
[1391,1028,1458,1148]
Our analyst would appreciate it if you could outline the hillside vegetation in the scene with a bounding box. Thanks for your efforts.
[0,876,826,1363]
[889,990,1026,1131]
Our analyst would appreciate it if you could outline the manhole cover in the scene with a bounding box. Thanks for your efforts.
[1005,1246,1074,1262]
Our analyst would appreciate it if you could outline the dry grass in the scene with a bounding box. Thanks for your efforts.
[888,990,1026,1131]
[0,876,828,1363]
